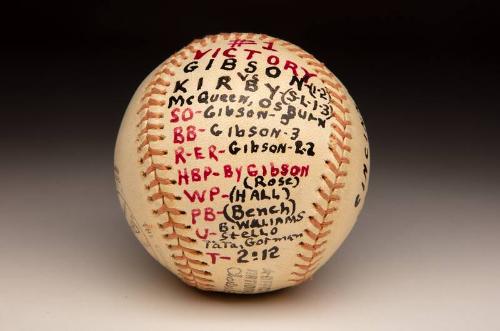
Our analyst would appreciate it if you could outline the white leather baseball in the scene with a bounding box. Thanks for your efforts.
[114,32,369,293]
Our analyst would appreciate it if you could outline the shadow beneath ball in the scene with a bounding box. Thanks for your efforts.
[187,279,307,305]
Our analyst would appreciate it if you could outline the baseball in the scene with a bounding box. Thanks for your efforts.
[114,32,370,293]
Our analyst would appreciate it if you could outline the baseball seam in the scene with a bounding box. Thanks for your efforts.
[136,33,263,289]
[282,45,353,283]
[136,40,215,289]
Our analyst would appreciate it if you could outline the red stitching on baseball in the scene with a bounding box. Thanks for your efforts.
[135,40,217,289]
[287,46,353,283]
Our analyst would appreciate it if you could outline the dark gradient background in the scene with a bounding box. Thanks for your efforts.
[1,1,499,330]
